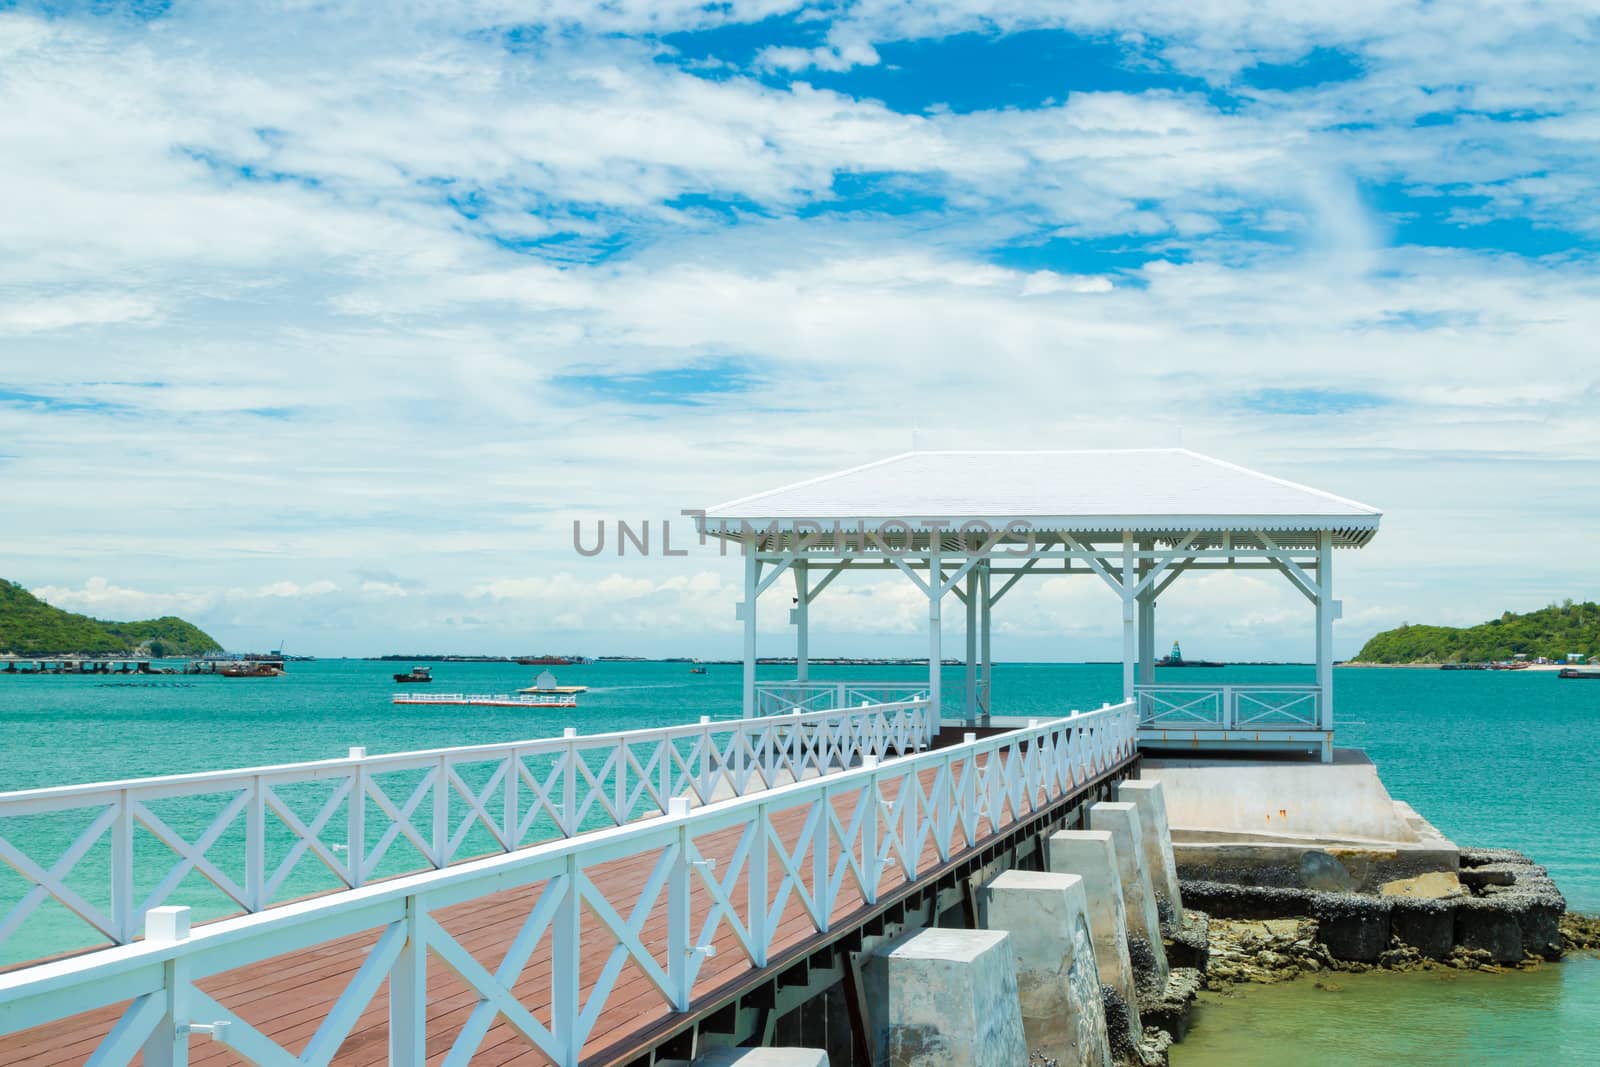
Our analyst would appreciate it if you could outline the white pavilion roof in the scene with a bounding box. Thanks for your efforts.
[703,449,1381,547]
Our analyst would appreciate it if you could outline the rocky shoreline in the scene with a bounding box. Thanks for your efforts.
[1203,910,1600,985]
[1115,847,1600,1066]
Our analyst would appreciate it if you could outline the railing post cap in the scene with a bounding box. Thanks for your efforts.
[700,715,711,724]
[563,727,578,738]
[862,755,880,769]
[146,905,191,943]
[667,797,692,818]
[962,732,976,744]
[348,746,366,759]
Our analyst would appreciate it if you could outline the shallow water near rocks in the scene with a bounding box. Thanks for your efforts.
[1172,954,1600,1065]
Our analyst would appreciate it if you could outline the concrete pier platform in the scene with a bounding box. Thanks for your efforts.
[1141,750,1459,892]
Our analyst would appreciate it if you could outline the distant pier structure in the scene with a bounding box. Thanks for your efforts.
[1,657,156,674]
[699,448,1381,762]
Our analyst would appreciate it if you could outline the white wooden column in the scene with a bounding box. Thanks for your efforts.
[928,542,943,733]
[1317,529,1335,761]
[741,540,758,718]
[1137,538,1156,685]
[964,567,978,723]
[793,560,809,683]
[1121,531,1136,702]
[980,560,992,721]
[1137,591,1156,684]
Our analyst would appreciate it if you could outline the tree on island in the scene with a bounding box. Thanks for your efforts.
[1355,601,1600,664]
[0,581,222,657]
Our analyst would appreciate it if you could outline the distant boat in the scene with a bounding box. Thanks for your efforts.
[392,669,589,708]
[218,661,283,678]
[689,666,708,675]
[392,666,433,684]
[1158,640,1223,668]
[517,669,588,698]
[1558,668,1600,680]
[392,692,580,708]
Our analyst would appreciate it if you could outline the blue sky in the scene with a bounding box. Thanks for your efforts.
[1,1,1597,659]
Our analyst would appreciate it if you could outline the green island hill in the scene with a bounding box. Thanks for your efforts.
[0,580,222,658]
[1353,599,1600,664]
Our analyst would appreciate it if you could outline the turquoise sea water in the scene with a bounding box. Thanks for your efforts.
[2,661,1597,1059]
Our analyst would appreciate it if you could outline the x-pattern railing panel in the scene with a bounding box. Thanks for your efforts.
[1232,688,1320,727]
[1134,684,1322,731]
[1136,688,1225,726]
[753,680,932,719]
[0,702,1137,1067]
[0,702,929,964]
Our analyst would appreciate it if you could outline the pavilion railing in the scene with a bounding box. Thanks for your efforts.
[0,700,930,964]
[753,680,943,716]
[1135,684,1321,731]
[0,701,1137,1067]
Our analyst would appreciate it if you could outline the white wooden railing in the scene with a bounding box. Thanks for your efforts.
[754,679,956,717]
[1135,684,1321,730]
[0,701,1136,1067]
[0,701,930,961]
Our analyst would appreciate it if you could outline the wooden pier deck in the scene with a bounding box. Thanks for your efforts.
[1,702,1138,1067]
[7,755,1123,1066]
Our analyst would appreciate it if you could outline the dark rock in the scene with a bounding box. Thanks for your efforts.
[1177,880,1314,921]
[1126,935,1165,997]
[1561,912,1600,952]
[1101,984,1142,1066]
[1460,862,1540,889]
[1137,1028,1173,1067]
[1494,875,1565,960]
[1389,897,1456,960]
[1299,850,1358,892]
[1516,900,1564,961]
[1455,897,1524,963]
[1137,968,1203,1042]
[1163,910,1210,972]
[1312,895,1392,963]
[1458,847,1533,868]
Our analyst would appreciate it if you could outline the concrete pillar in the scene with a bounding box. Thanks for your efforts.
[862,927,1027,1067]
[1047,830,1142,1038]
[1113,779,1183,928]
[977,871,1114,1067]
[1088,802,1169,988]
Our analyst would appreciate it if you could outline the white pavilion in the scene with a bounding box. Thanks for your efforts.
[698,449,1381,762]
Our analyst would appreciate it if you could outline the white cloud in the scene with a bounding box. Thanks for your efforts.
[0,3,1596,660]
[31,578,212,619]
[254,581,340,598]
